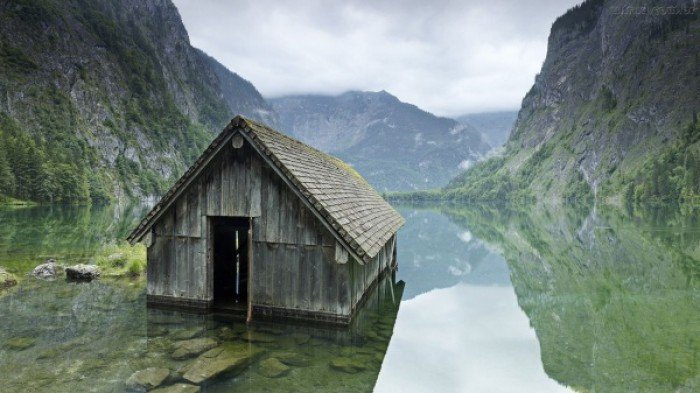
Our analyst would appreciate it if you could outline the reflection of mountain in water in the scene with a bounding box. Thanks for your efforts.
[0,204,149,274]
[395,206,511,300]
[443,203,700,392]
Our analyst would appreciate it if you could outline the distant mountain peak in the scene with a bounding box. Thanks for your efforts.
[270,91,490,191]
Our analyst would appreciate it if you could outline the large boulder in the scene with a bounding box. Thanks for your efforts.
[171,338,219,360]
[180,343,263,384]
[126,367,170,391]
[31,259,59,279]
[65,264,100,281]
[0,267,17,289]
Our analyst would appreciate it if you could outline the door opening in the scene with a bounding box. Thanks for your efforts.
[213,217,249,307]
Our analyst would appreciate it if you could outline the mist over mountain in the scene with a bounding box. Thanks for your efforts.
[456,111,518,150]
[271,91,491,191]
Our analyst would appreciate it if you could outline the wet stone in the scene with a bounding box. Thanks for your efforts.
[171,327,205,340]
[151,383,201,393]
[65,264,100,281]
[4,337,36,351]
[329,356,367,374]
[125,367,170,391]
[31,260,59,279]
[257,357,290,378]
[181,343,263,384]
[172,338,219,360]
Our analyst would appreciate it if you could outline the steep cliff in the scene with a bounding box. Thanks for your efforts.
[0,0,274,202]
[271,91,491,191]
[445,0,700,203]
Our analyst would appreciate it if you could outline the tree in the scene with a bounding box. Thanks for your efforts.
[0,147,15,195]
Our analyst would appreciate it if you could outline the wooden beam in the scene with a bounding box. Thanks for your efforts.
[246,217,253,324]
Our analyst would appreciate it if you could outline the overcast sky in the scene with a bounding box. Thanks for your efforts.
[172,0,581,117]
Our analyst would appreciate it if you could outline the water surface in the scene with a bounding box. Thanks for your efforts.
[0,202,697,392]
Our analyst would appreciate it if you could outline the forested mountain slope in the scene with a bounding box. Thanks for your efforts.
[445,0,699,203]
[0,0,273,203]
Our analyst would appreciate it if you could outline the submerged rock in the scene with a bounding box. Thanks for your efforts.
[148,326,169,337]
[181,343,263,384]
[151,383,200,393]
[171,338,218,360]
[269,351,310,367]
[292,333,311,345]
[31,260,59,279]
[257,357,290,378]
[329,356,366,374]
[217,327,239,340]
[126,367,170,391]
[171,327,205,340]
[65,264,100,281]
[0,267,17,289]
[4,337,36,351]
[240,331,277,344]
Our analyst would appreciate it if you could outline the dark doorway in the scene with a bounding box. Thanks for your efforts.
[212,217,249,308]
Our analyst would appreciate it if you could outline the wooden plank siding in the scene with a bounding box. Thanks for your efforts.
[145,135,399,324]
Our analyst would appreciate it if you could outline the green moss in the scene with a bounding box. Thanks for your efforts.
[95,242,146,277]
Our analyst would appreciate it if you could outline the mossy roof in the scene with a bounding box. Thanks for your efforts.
[128,116,404,262]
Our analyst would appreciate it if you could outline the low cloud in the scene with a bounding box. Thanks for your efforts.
[173,0,581,117]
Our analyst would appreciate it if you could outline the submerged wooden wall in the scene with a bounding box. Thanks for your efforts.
[146,134,398,323]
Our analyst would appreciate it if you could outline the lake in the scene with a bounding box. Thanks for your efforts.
[0,202,698,392]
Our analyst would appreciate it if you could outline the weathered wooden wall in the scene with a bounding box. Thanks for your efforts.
[146,134,398,323]
[349,234,396,314]
[147,141,262,304]
[249,163,352,321]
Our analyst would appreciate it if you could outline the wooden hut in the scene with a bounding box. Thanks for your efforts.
[127,116,405,325]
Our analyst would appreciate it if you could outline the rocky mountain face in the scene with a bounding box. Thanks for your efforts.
[456,111,518,150]
[271,91,491,191]
[0,0,273,203]
[446,0,700,203]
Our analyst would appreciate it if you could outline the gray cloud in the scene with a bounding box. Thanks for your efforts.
[172,0,581,117]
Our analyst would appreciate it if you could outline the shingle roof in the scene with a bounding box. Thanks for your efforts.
[127,116,404,262]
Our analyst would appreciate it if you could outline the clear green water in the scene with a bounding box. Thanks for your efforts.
[0,203,698,392]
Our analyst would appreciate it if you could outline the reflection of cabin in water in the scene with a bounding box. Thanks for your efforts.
[128,116,405,325]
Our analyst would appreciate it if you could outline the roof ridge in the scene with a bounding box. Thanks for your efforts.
[128,116,405,262]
